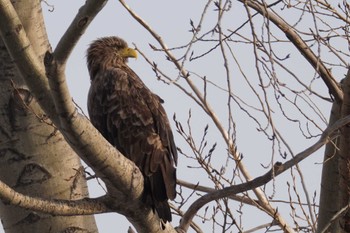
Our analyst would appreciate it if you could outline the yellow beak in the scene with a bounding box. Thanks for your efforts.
[120,47,138,59]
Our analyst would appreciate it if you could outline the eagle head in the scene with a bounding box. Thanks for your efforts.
[87,36,137,79]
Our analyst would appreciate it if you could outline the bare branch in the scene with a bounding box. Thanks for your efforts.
[178,162,285,232]
[177,179,256,206]
[54,0,108,64]
[240,0,343,102]
[178,114,350,232]
[170,203,203,233]
[319,204,350,233]
[0,178,111,215]
[242,221,278,233]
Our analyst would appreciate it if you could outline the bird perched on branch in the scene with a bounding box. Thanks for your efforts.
[86,36,177,222]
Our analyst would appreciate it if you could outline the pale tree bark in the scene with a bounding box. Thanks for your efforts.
[0,1,97,232]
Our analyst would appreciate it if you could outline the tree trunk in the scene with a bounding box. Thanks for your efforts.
[0,1,97,232]
[317,100,341,232]
[339,69,350,233]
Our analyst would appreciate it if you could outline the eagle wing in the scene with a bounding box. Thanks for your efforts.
[88,66,177,221]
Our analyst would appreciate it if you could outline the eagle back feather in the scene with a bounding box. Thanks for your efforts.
[87,38,177,222]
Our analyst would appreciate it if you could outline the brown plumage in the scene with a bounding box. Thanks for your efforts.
[86,36,177,222]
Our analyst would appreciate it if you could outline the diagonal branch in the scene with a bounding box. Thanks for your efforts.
[178,114,350,232]
[177,179,256,206]
[177,163,284,233]
[54,0,108,65]
[240,0,343,102]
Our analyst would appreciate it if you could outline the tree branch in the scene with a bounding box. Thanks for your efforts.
[0,178,111,215]
[54,0,108,65]
[240,0,343,102]
[177,163,284,233]
[319,204,350,233]
[178,114,350,232]
[177,179,256,206]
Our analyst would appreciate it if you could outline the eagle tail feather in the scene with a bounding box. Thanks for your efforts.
[154,199,172,222]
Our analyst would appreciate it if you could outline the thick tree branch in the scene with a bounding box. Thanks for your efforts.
[177,163,284,233]
[54,0,108,64]
[0,178,111,215]
[177,114,350,232]
[170,203,203,233]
